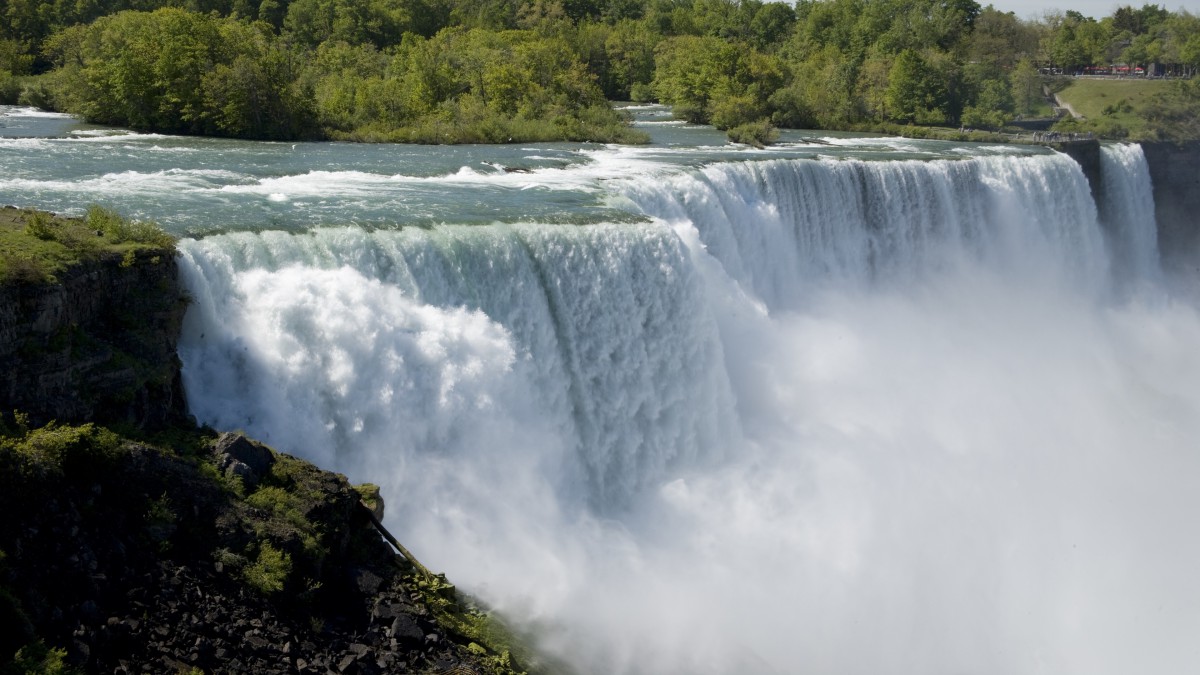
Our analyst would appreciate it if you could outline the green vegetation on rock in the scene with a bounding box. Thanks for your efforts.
[726,118,779,147]
[0,417,539,673]
[0,206,174,285]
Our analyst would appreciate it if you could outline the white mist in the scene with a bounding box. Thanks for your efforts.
[177,149,1200,674]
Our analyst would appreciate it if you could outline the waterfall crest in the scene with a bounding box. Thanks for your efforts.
[618,153,1111,309]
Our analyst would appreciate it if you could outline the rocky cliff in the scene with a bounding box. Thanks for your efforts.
[0,236,186,429]
[1,212,541,675]
[1140,141,1200,273]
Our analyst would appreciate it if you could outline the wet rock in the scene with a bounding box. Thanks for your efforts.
[213,432,275,489]
[355,568,384,595]
[337,653,359,673]
[389,615,425,644]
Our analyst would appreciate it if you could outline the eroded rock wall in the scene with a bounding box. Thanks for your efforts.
[0,249,188,428]
[1141,141,1200,272]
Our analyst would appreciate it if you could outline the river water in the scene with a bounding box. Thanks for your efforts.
[3,104,1198,674]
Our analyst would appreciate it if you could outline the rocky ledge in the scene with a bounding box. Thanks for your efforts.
[1,211,541,674]
[1,425,531,674]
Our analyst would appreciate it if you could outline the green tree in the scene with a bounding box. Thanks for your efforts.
[1009,58,1042,116]
[45,9,318,138]
[651,34,735,122]
[604,19,657,99]
[202,27,317,138]
[886,48,946,123]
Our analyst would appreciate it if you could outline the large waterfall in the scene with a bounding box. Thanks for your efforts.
[165,145,1200,674]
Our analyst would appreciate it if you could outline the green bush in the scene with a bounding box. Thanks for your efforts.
[23,213,56,241]
[0,253,50,284]
[3,640,73,675]
[84,206,174,247]
[709,93,765,131]
[2,423,125,480]
[243,543,292,595]
[16,79,53,110]
[726,119,779,148]
[0,71,19,105]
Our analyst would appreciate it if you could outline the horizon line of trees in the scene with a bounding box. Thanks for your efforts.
[3,0,1199,142]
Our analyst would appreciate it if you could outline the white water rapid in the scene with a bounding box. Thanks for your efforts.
[175,147,1200,675]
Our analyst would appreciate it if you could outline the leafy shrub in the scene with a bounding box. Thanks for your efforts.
[3,640,73,675]
[1,423,125,480]
[144,493,177,551]
[709,93,766,130]
[0,71,18,105]
[16,80,53,109]
[243,543,292,595]
[726,119,778,147]
[23,212,56,241]
[84,205,174,247]
[1102,99,1134,116]
[960,105,1010,131]
[246,482,321,557]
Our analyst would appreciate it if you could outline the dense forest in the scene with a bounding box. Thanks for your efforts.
[2,0,1199,142]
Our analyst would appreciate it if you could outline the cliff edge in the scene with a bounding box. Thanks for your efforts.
[1,209,541,675]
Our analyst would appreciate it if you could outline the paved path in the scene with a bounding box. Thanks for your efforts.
[1054,93,1084,119]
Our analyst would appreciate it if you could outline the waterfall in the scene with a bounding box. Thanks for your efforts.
[177,223,738,511]
[175,149,1200,675]
[1098,143,1162,287]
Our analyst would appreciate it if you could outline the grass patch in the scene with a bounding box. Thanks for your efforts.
[1053,79,1172,139]
[0,207,175,284]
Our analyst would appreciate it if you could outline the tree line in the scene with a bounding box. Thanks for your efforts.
[2,0,1198,142]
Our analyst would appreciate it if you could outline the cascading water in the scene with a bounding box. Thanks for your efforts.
[616,153,1111,308]
[178,223,738,510]
[171,148,1200,675]
[1098,143,1162,287]
[5,104,1193,675]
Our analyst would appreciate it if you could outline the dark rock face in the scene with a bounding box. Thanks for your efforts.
[214,432,276,491]
[0,250,188,429]
[0,435,502,675]
[1052,139,1103,202]
[1141,141,1200,273]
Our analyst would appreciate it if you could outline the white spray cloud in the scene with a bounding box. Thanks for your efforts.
[175,151,1200,675]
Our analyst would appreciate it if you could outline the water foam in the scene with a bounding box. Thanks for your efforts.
[178,223,737,509]
[175,149,1200,675]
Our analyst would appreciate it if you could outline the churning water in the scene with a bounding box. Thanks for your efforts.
[4,104,1198,674]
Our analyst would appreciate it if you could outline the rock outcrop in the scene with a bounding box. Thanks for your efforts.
[1141,141,1200,273]
[1,217,536,674]
[0,247,188,429]
[0,429,527,674]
